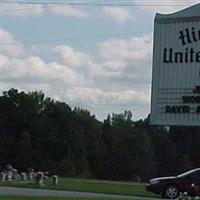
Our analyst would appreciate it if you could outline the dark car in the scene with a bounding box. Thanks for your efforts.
[146,168,200,199]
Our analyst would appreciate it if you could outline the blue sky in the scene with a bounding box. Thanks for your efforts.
[1,0,199,120]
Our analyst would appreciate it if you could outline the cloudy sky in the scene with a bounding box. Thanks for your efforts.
[1,0,199,120]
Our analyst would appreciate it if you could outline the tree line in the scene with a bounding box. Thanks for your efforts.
[0,88,200,181]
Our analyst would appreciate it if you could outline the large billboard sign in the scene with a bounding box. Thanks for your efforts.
[150,4,200,126]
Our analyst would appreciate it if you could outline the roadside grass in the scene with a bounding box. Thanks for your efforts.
[0,197,134,200]
[0,178,158,198]
[0,196,142,200]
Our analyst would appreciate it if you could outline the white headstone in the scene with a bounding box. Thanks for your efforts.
[52,175,58,186]
[21,172,27,181]
[35,172,44,186]
[0,172,6,182]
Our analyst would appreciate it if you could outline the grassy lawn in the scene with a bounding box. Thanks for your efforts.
[0,197,134,200]
[0,178,158,198]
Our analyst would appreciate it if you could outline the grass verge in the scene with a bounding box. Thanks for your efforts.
[0,178,158,198]
[0,197,136,200]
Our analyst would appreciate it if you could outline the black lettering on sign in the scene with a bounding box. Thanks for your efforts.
[196,106,200,113]
[193,86,200,94]
[179,27,200,46]
[182,96,200,104]
[163,48,200,64]
[165,105,190,113]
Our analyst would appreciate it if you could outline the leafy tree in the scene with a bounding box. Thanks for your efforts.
[1,88,199,181]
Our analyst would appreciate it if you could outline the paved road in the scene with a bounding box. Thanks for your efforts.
[0,186,161,199]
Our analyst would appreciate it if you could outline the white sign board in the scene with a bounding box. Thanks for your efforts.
[150,4,200,126]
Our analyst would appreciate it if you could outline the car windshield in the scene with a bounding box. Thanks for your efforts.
[177,169,200,178]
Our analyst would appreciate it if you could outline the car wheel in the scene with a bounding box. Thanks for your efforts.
[164,185,179,199]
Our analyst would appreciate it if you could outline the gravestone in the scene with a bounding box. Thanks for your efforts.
[21,172,27,181]
[27,168,34,181]
[0,172,5,182]
[52,175,58,186]
[35,172,44,186]
[7,171,13,181]
[12,169,17,180]
[28,172,34,181]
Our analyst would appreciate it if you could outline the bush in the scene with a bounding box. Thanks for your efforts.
[179,192,200,200]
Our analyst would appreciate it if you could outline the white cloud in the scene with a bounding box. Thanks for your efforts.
[101,61,127,72]
[2,55,84,87]
[53,45,126,89]
[62,86,150,120]
[0,28,26,57]
[98,34,153,62]
[1,29,152,120]
[3,3,88,18]
[65,87,149,105]
[3,3,44,17]
[53,45,91,68]
[48,5,88,17]
[102,6,134,23]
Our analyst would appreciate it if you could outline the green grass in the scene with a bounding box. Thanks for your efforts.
[0,197,134,200]
[0,178,159,198]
